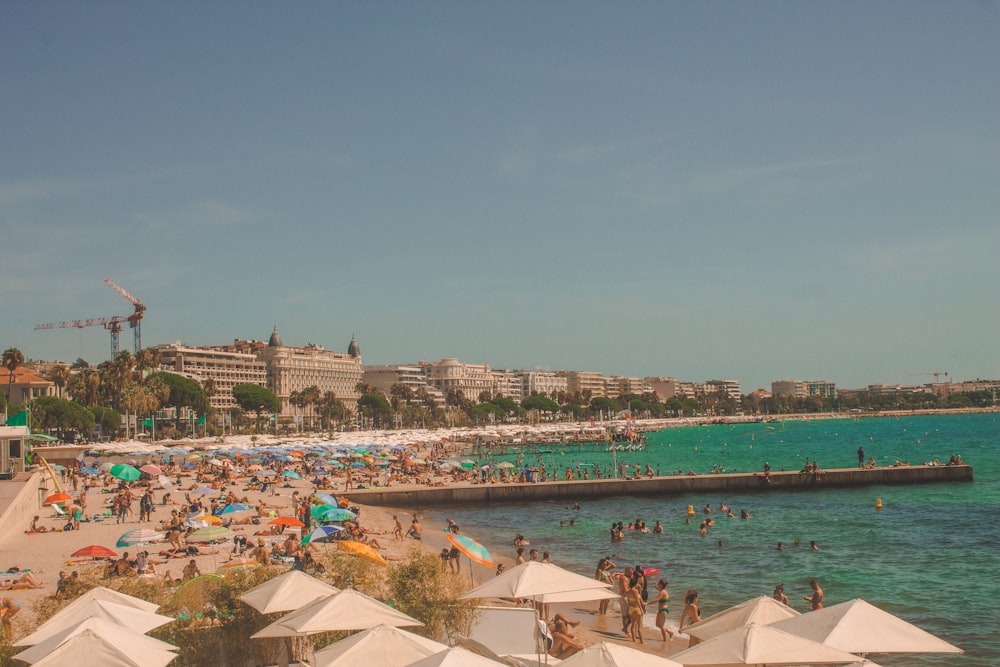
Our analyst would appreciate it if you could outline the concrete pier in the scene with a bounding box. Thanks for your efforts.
[344,465,973,508]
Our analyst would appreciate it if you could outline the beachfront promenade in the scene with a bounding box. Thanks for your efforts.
[345,464,973,508]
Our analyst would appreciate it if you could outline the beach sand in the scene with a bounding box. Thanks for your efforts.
[0,427,693,660]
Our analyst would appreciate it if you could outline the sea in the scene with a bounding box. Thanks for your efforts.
[424,412,1000,667]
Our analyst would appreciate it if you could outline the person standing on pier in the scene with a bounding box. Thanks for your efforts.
[858,446,866,468]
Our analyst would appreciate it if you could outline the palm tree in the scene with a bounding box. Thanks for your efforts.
[3,347,25,404]
[45,364,72,399]
[300,385,321,429]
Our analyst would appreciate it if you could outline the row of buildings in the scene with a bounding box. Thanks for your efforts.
[153,328,745,417]
[6,329,997,423]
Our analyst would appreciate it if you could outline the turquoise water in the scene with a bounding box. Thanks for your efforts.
[427,413,1000,666]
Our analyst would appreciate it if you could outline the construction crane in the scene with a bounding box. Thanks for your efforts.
[104,278,147,352]
[35,315,130,359]
[912,371,949,384]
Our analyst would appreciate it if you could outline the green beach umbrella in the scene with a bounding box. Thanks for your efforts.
[110,464,141,482]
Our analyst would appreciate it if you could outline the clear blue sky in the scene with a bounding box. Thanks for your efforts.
[2,2,997,391]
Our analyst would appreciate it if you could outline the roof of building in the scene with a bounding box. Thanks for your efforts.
[268,326,283,348]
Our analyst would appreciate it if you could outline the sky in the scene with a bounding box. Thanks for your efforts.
[2,2,998,392]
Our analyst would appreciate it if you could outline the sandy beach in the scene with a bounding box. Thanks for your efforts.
[0,422,701,662]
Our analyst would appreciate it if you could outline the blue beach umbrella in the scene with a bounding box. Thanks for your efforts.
[314,493,338,506]
[282,470,301,479]
[220,503,251,515]
[301,525,343,545]
[80,467,100,475]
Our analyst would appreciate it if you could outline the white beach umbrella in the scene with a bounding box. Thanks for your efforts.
[684,596,800,642]
[312,624,448,667]
[14,599,174,647]
[458,561,612,601]
[240,569,340,614]
[50,585,161,614]
[405,646,506,667]
[558,641,684,667]
[770,598,963,655]
[668,622,862,666]
[13,617,177,666]
[18,628,178,667]
[252,588,422,638]
[534,587,621,604]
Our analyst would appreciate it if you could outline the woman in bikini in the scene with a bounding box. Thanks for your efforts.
[654,579,674,642]
[626,581,646,643]
[678,589,702,638]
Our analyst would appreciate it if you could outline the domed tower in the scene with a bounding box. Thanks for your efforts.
[268,325,283,348]
[347,334,361,358]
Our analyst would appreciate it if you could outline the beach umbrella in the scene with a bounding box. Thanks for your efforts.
[313,492,338,505]
[140,464,163,476]
[220,503,251,515]
[191,486,216,495]
[240,569,339,614]
[43,492,73,506]
[310,503,337,519]
[668,623,862,666]
[187,526,234,543]
[458,561,612,601]
[196,514,224,526]
[684,596,800,643]
[14,600,174,647]
[54,586,160,614]
[312,624,447,667]
[447,533,495,568]
[406,646,505,667]
[110,464,141,481]
[282,470,302,479]
[258,469,278,477]
[12,618,178,666]
[301,525,343,544]
[70,545,118,560]
[317,507,357,522]
[252,589,422,638]
[770,598,963,655]
[116,528,166,548]
[551,642,683,667]
[80,466,101,475]
[15,629,179,667]
[338,540,388,566]
[535,587,621,604]
[269,516,305,528]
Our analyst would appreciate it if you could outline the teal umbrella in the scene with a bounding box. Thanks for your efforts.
[318,507,357,522]
[110,464,141,481]
[282,470,301,479]
[310,503,337,519]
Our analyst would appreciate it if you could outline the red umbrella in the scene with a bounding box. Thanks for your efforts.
[268,516,305,528]
[44,492,73,505]
[71,545,118,559]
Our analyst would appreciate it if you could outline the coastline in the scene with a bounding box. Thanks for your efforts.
[1,409,993,662]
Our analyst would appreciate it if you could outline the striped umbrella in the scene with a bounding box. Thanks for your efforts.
[447,533,495,568]
[301,525,343,544]
[116,528,166,548]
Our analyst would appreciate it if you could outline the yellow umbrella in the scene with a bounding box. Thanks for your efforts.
[338,540,387,566]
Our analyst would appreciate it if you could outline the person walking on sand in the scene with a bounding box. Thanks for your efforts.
[804,579,824,610]
[626,581,646,643]
[392,515,403,540]
[654,579,674,642]
[678,590,702,635]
